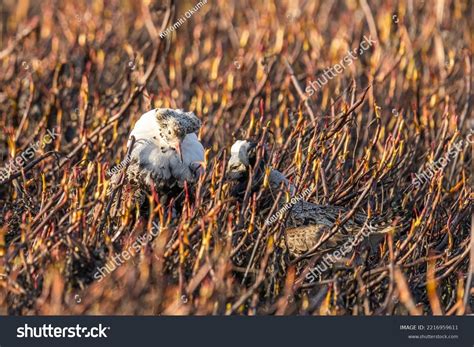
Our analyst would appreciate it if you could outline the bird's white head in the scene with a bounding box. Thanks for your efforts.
[227,140,257,180]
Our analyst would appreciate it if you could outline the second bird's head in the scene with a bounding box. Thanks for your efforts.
[227,139,267,181]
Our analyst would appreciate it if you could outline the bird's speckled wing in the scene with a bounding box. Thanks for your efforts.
[287,200,366,230]
[285,224,338,256]
[283,199,402,257]
[283,200,370,257]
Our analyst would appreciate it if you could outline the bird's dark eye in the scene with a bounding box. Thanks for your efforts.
[248,144,258,165]
[153,136,157,139]
[168,130,171,135]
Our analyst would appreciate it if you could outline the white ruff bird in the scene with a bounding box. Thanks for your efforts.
[109,108,204,213]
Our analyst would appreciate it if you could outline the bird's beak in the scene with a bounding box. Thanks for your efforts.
[226,158,247,180]
[174,142,183,162]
